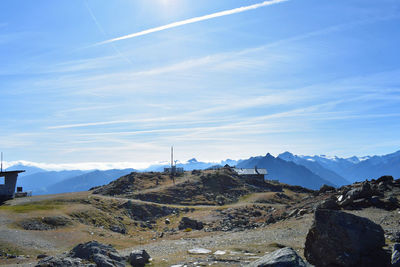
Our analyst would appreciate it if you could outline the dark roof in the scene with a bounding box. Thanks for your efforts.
[0,170,25,177]
[233,168,267,175]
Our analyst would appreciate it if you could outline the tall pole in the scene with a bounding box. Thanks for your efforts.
[171,146,173,167]
[1,152,3,172]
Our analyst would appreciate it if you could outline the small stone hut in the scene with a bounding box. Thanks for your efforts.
[0,170,25,202]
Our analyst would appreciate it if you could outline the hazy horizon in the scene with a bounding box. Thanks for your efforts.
[3,148,399,171]
[1,0,399,164]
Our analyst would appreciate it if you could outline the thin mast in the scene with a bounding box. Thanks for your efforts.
[171,146,173,167]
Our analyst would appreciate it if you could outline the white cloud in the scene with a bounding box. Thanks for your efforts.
[3,160,155,171]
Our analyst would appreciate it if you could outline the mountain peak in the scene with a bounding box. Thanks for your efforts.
[265,153,275,159]
[278,151,295,161]
[187,158,198,163]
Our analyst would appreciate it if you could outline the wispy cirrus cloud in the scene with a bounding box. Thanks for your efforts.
[97,0,288,45]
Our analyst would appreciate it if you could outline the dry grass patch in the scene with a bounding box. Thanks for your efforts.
[0,201,64,213]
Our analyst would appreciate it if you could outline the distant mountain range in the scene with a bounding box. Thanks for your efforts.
[237,153,334,190]
[277,152,350,186]
[142,158,238,172]
[296,150,400,183]
[5,150,400,194]
[7,167,134,196]
[36,169,135,195]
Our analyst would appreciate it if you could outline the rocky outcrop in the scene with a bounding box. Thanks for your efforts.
[69,210,127,234]
[330,176,400,211]
[20,216,72,230]
[319,184,336,193]
[245,247,308,267]
[305,209,389,267]
[36,241,126,267]
[120,200,180,221]
[178,217,204,230]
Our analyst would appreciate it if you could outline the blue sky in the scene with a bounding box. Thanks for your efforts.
[1,0,400,168]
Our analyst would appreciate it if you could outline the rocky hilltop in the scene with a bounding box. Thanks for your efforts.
[0,168,399,266]
[92,167,284,205]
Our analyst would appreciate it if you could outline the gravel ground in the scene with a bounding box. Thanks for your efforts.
[0,214,57,252]
[120,214,314,266]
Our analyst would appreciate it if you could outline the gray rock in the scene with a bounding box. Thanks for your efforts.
[188,248,212,254]
[319,184,336,193]
[128,249,150,267]
[245,247,308,267]
[35,256,95,267]
[377,175,394,184]
[392,243,400,267]
[344,182,373,201]
[69,241,116,259]
[369,195,381,206]
[178,217,204,230]
[37,241,126,267]
[37,254,48,259]
[316,198,340,210]
[22,216,72,231]
[92,253,124,267]
[110,224,126,234]
[390,232,400,243]
[339,196,353,207]
[305,209,389,267]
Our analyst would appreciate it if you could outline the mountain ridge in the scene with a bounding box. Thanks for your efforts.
[6,149,400,193]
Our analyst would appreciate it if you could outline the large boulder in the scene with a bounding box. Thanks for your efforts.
[305,209,389,267]
[37,241,126,267]
[178,217,204,230]
[245,247,308,267]
[128,250,151,267]
[69,241,125,267]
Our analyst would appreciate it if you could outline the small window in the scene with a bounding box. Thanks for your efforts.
[0,177,4,185]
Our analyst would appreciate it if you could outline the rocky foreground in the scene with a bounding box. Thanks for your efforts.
[1,168,400,266]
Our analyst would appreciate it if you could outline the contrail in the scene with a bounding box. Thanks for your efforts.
[97,0,288,45]
[85,0,133,64]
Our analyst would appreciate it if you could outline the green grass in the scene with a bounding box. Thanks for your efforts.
[0,201,64,213]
